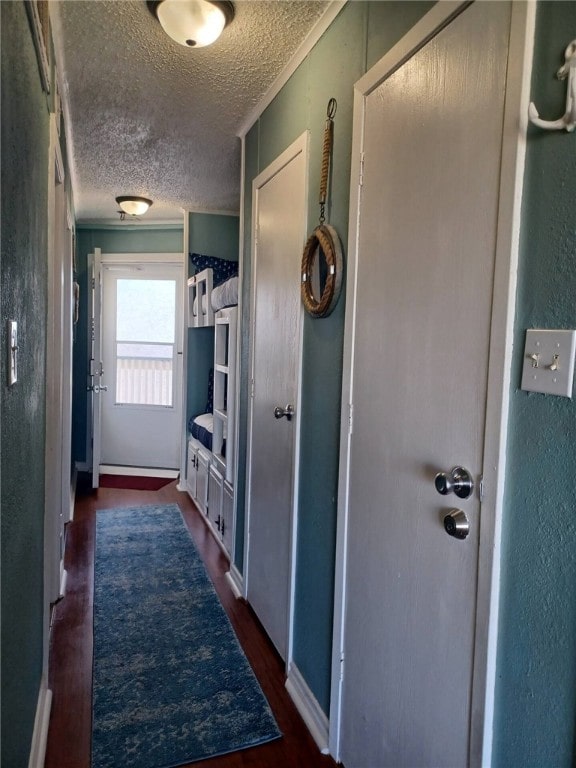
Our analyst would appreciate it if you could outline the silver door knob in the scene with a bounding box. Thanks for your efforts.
[434,466,474,499]
[443,509,470,539]
[274,404,294,421]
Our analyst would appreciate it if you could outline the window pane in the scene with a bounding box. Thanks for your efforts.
[117,343,173,359]
[115,279,176,406]
[116,279,176,343]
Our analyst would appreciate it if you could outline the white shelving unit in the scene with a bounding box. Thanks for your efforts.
[213,307,237,484]
[186,305,238,556]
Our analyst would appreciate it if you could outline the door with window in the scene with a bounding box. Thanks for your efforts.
[98,257,183,469]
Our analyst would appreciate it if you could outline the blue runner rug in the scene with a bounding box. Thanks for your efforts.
[92,504,280,768]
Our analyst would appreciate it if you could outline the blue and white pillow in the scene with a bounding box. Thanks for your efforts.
[189,253,238,287]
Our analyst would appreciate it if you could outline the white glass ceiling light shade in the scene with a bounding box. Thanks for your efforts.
[152,0,234,48]
[115,196,153,216]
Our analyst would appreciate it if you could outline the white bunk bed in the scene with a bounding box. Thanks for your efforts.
[186,266,238,555]
[187,267,239,328]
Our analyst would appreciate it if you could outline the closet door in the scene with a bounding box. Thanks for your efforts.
[336,3,513,766]
[246,133,307,661]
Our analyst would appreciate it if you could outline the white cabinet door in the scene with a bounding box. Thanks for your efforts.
[186,440,197,499]
[196,449,209,515]
[222,481,234,554]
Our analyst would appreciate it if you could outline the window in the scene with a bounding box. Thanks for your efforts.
[115,279,176,407]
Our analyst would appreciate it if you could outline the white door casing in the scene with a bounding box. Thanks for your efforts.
[330,2,534,766]
[245,132,308,663]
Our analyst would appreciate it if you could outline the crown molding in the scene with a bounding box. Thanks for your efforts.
[238,0,348,137]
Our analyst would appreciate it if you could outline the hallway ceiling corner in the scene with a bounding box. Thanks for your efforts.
[50,0,331,225]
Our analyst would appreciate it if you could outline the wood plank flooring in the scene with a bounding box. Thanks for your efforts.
[44,478,338,768]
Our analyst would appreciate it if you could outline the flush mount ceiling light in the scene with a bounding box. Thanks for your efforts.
[148,0,234,48]
[115,196,153,218]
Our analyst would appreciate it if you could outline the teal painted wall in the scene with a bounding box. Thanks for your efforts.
[188,211,239,262]
[186,212,239,423]
[239,1,434,714]
[493,3,576,765]
[72,227,183,464]
[1,2,51,765]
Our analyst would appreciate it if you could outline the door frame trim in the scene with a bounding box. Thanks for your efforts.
[244,131,309,667]
[329,2,536,765]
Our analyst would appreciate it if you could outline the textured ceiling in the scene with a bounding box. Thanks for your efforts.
[51,0,330,223]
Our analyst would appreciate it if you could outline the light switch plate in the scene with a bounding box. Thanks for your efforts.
[8,320,17,386]
[521,329,576,397]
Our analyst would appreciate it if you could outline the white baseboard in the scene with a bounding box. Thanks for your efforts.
[225,564,244,599]
[286,662,330,755]
[75,460,90,473]
[177,482,187,493]
[99,465,178,478]
[27,682,52,768]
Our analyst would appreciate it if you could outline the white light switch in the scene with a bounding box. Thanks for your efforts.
[521,329,576,398]
[8,320,18,386]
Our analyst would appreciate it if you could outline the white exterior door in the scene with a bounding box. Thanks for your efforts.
[94,254,184,471]
[337,3,512,766]
[246,134,307,661]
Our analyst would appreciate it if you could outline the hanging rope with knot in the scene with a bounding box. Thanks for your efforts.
[319,98,337,224]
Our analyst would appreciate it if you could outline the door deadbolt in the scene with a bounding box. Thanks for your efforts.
[434,466,474,499]
[443,509,470,539]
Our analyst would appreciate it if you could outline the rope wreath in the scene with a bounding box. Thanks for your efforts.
[301,224,343,317]
[301,98,343,318]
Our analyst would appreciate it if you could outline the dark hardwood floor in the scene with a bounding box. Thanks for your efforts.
[44,478,338,768]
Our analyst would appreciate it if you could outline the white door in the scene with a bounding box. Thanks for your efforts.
[45,118,68,601]
[95,256,183,471]
[89,249,103,488]
[338,3,511,766]
[246,134,307,661]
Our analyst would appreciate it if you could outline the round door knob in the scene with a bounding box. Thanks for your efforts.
[434,466,474,499]
[443,509,470,539]
[274,404,294,421]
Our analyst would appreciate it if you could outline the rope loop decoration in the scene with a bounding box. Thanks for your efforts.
[301,97,343,318]
[301,224,343,317]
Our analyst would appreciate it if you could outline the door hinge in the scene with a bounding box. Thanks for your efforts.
[339,652,345,681]
[348,403,354,435]
[250,378,255,399]
[359,152,365,188]
[91,277,95,290]
[479,475,485,502]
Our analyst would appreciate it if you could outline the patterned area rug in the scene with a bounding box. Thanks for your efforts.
[92,504,280,768]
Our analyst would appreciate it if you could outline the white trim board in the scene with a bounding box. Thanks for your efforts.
[328,2,535,765]
[27,682,52,768]
[99,466,179,478]
[225,565,244,601]
[238,1,348,137]
[286,663,330,755]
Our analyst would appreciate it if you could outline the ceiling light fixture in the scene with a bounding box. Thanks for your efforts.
[115,196,153,219]
[148,0,234,48]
